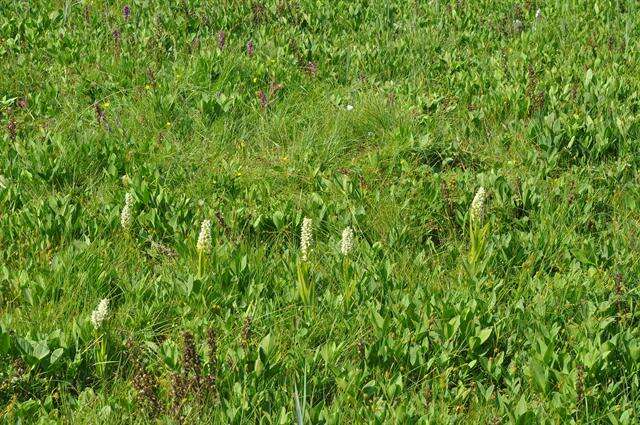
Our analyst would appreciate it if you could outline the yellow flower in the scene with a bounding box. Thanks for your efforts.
[145,84,151,90]
[165,122,172,128]
[103,102,110,108]
[253,77,257,83]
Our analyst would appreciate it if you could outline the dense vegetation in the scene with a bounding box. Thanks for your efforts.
[1,0,640,423]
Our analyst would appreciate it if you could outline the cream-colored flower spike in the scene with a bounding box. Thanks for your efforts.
[470,187,487,224]
[340,226,354,256]
[120,193,134,230]
[91,298,109,329]
[300,217,313,261]
[197,219,212,253]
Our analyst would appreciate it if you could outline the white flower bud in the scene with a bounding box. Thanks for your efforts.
[340,226,354,256]
[470,187,487,224]
[91,298,109,329]
[300,217,313,261]
[120,193,134,230]
[197,219,212,253]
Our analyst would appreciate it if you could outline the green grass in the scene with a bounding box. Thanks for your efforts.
[1,0,640,423]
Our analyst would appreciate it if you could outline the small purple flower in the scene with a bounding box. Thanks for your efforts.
[113,29,121,43]
[306,61,317,76]
[258,90,268,108]
[17,98,27,109]
[246,40,254,57]
[7,118,16,141]
[218,31,226,50]
[123,5,131,20]
[94,103,106,125]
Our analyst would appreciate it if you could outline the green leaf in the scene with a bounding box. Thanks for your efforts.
[585,69,593,87]
[160,340,179,370]
[33,340,51,361]
[619,409,633,424]
[362,380,377,396]
[16,337,34,357]
[258,334,272,366]
[409,345,418,366]
[272,211,284,229]
[445,316,460,339]
[515,395,528,417]
[529,359,548,393]
[628,341,640,362]
[516,411,537,425]
[181,275,194,296]
[254,356,265,376]
[22,287,34,305]
[259,333,272,356]
[607,412,619,425]
[0,331,9,354]
[478,327,492,344]
[50,348,64,365]
[371,310,385,332]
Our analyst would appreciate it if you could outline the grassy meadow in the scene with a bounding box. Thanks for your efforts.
[1,0,640,423]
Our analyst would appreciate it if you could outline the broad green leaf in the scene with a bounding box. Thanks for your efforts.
[529,359,548,393]
[50,348,64,365]
[33,340,51,361]
[16,337,34,357]
[515,395,528,417]
[478,327,492,344]
[259,333,272,356]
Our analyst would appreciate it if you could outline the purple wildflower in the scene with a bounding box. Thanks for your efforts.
[246,40,254,57]
[17,98,27,109]
[94,102,105,125]
[306,61,317,76]
[7,118,16,141]
[112,29,122,59]
[258,90,268,109]
[123,5,131,20]
[217,31,226,50]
